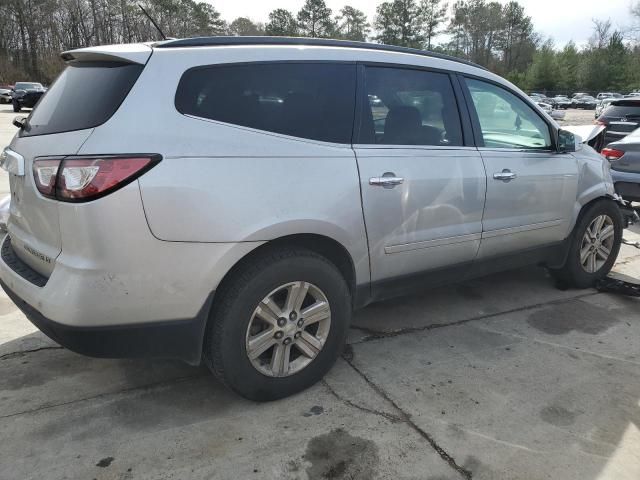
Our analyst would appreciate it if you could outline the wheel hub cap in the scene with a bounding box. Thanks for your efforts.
[245,281,331,378]
[580,214,615,274]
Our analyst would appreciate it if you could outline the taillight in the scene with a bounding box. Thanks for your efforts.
[33,155,160,202]
[33,159,61,198]
[601,148,624,161]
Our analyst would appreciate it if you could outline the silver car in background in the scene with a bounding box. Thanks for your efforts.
[602,127,640,202]
[0,38,624,401]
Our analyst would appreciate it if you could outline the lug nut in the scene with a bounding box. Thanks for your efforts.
[294,332,301,339]
[297,319,304,328]
[289,311,297,321]
[283,337,292,345]
[274,331,284,339]
[277,317,287,327]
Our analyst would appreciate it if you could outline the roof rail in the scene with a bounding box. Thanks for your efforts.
[154,36,486,70]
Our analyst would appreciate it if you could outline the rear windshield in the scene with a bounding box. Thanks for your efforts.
[603,105,640,118]
[22,62,143,137]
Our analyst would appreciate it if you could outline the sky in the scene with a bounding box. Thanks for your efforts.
[210,0,635,47]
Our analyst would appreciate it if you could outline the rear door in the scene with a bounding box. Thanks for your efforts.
[461,77,578,259]
[354,65,486,286]
[4,57,146,276]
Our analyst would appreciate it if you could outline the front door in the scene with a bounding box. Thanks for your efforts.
[355,66,486,285]
[462,77,579,259]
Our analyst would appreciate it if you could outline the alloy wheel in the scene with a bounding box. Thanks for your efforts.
[245,281,331,377]
[580,214,615,273]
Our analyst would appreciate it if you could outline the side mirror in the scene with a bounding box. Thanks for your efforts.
[12,116,27,129]
[557,129,576,153]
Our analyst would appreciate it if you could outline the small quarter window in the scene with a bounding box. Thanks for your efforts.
[175,62,356,144]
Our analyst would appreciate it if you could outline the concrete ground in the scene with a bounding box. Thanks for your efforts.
[1,106,640,480]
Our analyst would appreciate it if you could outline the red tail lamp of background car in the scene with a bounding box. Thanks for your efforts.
[601,148,625,161]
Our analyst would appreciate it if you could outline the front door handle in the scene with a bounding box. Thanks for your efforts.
[493,169,517,182]
[370,172,404,189]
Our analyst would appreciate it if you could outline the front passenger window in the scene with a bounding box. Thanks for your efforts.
[466,78,551,149]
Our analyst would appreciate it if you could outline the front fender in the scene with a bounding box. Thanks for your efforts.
[571,147,615,228]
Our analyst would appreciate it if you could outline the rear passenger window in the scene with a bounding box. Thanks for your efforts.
[175,62,356,144]
[357,67,463,146]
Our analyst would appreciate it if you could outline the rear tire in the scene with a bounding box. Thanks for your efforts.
[12,101,20,113]
[203,247,352,401]
[550,200,623,288]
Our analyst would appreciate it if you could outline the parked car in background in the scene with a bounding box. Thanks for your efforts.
[535,101,566,120]
[0,87,12,104]
[597,92,622,100]
[601,127,640,202]
[595,97,616,119]
[553,96,572,109]
[11,82,46,112]
[573,95,597,109]
[0,37,624,401]
[572,92,589,98]
[596,98,640,145]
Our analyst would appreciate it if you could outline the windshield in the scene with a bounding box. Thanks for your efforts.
[23,62,143,137]
[14,82,42,90]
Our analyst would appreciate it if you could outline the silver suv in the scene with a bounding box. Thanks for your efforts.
[0,38,623,401]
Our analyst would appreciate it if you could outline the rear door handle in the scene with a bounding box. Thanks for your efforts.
[493,169,517,182]
[370,172,404,189]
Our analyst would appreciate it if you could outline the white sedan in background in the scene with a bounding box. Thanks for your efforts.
[537,101,566,120]
[0,88,12,104]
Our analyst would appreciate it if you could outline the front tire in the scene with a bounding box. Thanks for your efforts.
[203,247,352,401]
[550,200,623,288]
[12,101,20,113]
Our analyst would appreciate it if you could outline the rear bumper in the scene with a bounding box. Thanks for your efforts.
[0,276,213,365]
[612,170,640,202]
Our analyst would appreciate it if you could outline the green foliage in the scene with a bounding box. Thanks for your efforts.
[421,0,448,49]
[265,9,299,37]
[525,40,557,92]
[374,0,424,48]
[297,0,335,38]
[229,17,264,37]
[335,6,370,41]
[2,0,640,95]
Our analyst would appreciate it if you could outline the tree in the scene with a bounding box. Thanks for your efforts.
[374,0,424,48]
[421,0,448,50]
[525,39,557,92]
[443,0,537,72]
[297,0,334,38]
[556,42,580,93]
[335,6,369,41]
[265,9,298,36]
[590,19,612,49]
[229,17,264,36]
[496,1,537,75]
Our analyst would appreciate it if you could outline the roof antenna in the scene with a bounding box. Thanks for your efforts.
[138,4,167,40]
